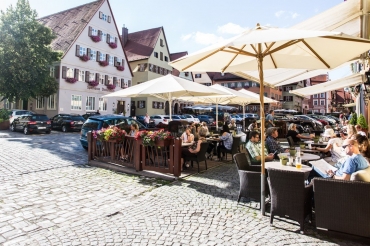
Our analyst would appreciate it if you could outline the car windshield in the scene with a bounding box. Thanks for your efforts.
[126,118,146,129]
[83,119,102,130]
[71,116,85,121]
[16,110,31,115]
[164,116,170,119]
[31,115,49,121]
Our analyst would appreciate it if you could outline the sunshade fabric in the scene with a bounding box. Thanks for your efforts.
[289,73,363,97]
[343,102,356,107]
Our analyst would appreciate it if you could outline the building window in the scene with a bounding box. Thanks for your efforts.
[221,83,224,86]
[230,82,235,87]
[237,82,242,88]
[90,50,96,61]
[99,98,107,111]
[137,100,146,109]
[160,52,163,61]
[283,96,293,101]
[109,56,114,66]
[71,95,82,110]
[320,99,325,105]
[152,101,164,109]
[264,93,268,97]
[252,82,257,87]
[109,35,115,43]
[88,72,95,81]
[91,27,98,36]
[47,94,56,110]
[100,52,106,61]
[320,93,325,98]
[164,56,168,62]
[36,97,44,109]
[224,83,229,88]
[66,68,74,78]
[86,96,95,111]
[99,74,105,84]
[195,74,201,78]
[313,100,318,106]
[79,46,87,56]
[4,100,10,109]
[154,52,158,58]
[160,39,164,47]
[313,94,318,98]
[50,67,55,77]
[138,63,147,72]
[108,76,113,85]
[79,70,85,82]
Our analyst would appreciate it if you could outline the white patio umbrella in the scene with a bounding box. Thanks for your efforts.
[170,24,370,215]
[103,74,228,120]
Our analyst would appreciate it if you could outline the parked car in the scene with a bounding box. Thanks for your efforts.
[136,115,155,128]
[182,114,200,123]
[8,109,34,125]
[151,115,169,126]
[50,114,85,132]
[82,112,100,120]
[294,115,323,131]
[196,115,215,124]
[171,115,187,121]
[230,114,243,124]
[80,115,146,150]
[241,113,259,120]
[10,114,51,135]
[307,114,329,126]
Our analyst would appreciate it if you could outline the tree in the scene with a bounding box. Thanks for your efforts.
[0,0,61,108]
[357,113,368,130]
[349,112,357,125]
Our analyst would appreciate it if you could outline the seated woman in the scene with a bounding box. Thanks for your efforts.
[286,123,312,144]
[181,127,194,143]
[352,134,370,162]
[346,124,357,139]
[181,128,208,169]
[314,132,344,164]
[217,125,233,161]
[121,123,139,161]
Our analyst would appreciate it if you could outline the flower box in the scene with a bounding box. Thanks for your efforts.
[91,35,101,42]
[136,129,173,146]
[93,126,126,142]
[88,80,99,87]
[106,84,116,90]
[109,42,117,49]
[80,55,89,62]
[99,60,109,67]
[116,65,124,71]
[65,77,77,83]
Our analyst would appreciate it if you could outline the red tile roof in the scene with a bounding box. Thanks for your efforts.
[38,0,103,55]
[170,52,188,62]
[124,27,162,61]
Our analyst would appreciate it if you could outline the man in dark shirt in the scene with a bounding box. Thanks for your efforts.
[266,127,288,154]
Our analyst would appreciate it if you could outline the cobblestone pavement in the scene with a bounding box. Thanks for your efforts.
[0,130,366,245]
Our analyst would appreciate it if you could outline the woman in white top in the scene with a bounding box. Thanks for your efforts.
[181,127,194,143]
[201,122,209,135]
[314,133,344,164]
[346,124,357,139]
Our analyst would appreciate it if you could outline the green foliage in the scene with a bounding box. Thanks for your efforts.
[357,113,368,129]
[0,108,10,121]
[0,0,59,102]
[349,112,357,125]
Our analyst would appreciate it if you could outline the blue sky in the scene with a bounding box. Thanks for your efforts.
[1,0,350,79]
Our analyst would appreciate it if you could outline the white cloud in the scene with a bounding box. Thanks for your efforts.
[181,33,193,41]
[194,32,225,45]
[291,12,299,19]
[217,22,246,35]
[275,10,285,18]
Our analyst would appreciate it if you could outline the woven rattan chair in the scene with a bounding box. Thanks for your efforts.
[233,153,264,208]
[287,136,296,148]
[313,178,370,237]
[184,142,209,173]
[267,168,313,232]
[221,136,241,161]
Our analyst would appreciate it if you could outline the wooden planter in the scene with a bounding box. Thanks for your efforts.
[0,120,10,130]
[156,138,171,147]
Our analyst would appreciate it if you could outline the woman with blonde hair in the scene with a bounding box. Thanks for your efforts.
[286,123,312,143]
[346,124,357,139]
[352,134,370,161]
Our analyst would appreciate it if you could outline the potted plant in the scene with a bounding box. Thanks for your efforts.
[278,154,288,165]
[65,77,77,83]
[91,35,101,42]
[136,129,172,147]
[88,80,99,87]
[108,42,117,49]
[106,84,116,90]
[0,109,10,130]
[99,60,109,67]
[357,113,368,131]
[116,65,124,71]
[79,54,89,62]
[92,126,126,143]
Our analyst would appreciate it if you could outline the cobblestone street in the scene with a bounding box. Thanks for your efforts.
[0,130,366,245]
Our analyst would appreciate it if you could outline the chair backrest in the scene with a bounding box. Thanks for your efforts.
[231,136,241,154]
[233,153,249,171]
[287,136,295,148]
[196,142,209,161]
[168,121,182,137]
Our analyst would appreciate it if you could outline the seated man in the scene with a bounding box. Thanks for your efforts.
[246,131,274,162]
[266,127,289,155]
[311,139,369,180]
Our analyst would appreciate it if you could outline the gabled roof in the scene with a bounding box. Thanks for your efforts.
[209,72,246,81]
[38,0,103,55]
[170,52,188,62]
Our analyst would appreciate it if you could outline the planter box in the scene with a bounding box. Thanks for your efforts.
[0,120,10,130]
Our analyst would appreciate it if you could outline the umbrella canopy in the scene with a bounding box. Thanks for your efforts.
[170,24,370,215]
[103,74,227,120]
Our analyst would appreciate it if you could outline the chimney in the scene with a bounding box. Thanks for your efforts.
[122,24,128,47]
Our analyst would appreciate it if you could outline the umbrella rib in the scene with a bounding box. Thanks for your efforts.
[227,47,257,57]
[301,40,330,68]
[250,44,258,54]
[322,35,370,44]
[181,47,225,71]
[264,39,302,56]
[264,42,277,69]
[221,45,246,72]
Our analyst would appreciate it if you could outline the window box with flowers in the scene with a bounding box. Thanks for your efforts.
[116,65,124,71]
[109,42,117,49]
[80,54,89,62]
[136,129,172,147]
[91,35,101,42]
[106,84,116,90]
[99,60,109,67]
[93,126,126,143]
[88,80,99,87]
[65,77,77,83]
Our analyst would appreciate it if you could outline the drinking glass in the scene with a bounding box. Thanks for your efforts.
[295,156,302,169]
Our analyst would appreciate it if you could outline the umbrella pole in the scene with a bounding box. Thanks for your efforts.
[169,93,172,122]
[243,104,245,130]
[258,47,266,216]
[216,104,219,131]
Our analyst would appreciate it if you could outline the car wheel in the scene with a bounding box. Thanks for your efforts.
[10,124,15,132]
[46,130,51,134]
[62,125,68,132]
[23,127,29,135]
[82,145,88,151]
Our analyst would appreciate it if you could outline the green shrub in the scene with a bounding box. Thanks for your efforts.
[349,112,357,125]
[0,109,10,121]
[357,113,368,129]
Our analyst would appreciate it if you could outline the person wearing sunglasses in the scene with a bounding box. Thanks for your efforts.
[246,131,274,162]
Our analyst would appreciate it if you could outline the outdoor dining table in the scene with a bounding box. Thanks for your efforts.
[181,142,193,147]
[265,161,312,179]
[279,152,320,162]
[311,142,328,147]
[301,149,321,154]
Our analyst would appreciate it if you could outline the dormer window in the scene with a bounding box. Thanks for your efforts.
[154,52,158,58]
[160,39,164,47]
[99,11,111,23]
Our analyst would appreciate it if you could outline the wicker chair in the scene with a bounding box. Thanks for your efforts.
[313,178,370,238]
[287,136,296,148]
[233,153,264,208]
[220,136,241,161]
[267,168,313,232]
[184,142,209,173]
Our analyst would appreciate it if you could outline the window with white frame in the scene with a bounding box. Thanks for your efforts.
[66,68,74,78]
[195,74,201,78]
[50,67,55,77]
[237,82,242,88]
[79,46,87,56]
[313,100,318,106]
[71,95,82,110]
[90,50,96,61]
[121,79,128,88]
[252,82,257,87]
[320,93,325,98]
[99,98,107,111]
[79,70,85,82]
[36,97,45,109]
[91,27,98,36]
[108,76,113,84]
[109,35,115,43]
[109,56,114,66]
[4,100,10,109]
[320,99,325,105]
[86,96,95,111]
[89,72,95,81]
[102,13,108,22]
[230,82,235,87]
[101,32,106,42]
[313,94,318,98]
[47,94,56,109]
[99,52,106,61]
[99,74,105,84]
[224,83,229,88]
